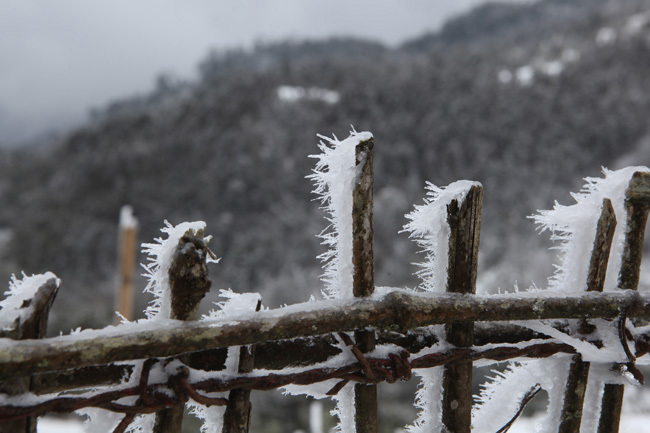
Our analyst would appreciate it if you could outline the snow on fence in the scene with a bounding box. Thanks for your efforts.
[1,131,650,433]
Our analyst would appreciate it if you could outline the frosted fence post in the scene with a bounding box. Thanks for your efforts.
[597,385,625,433]
[115,206,138,323]
[558,199,616,433]
[598,172,650,433]
[153,231,213,433]
[0,277,59,433]
[352,137,377,433]
[222,299,261,433]
[617,172,650,291]
[586,199,617,293]
[442,184,483,433]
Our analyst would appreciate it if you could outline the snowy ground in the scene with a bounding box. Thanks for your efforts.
[37,414,650,433]
[38,416,84,433]
[508,414,650,432]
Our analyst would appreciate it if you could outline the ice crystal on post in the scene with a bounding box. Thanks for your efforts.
[472,358,571,433]
[0,272,59,331]
[141,220,217,319]
[405,369,444,433]
[186,289,262,433]
[531,166,649,293]
[308,129,373,299]
[403,180,481,293]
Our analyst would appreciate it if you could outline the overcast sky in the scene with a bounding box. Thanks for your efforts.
[0,1,490,146]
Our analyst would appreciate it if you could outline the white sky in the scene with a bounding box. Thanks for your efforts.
[0,1,487,146]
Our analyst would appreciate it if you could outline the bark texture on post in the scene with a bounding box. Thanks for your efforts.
[597,384,624,433]
[0,278,59,433]
[618,171,650,292]
[352,137,377,433]
[587,199,617,293]
[153,232,212,433]
[557,355,590,433]
[222,300,261,433]
[442,184,483,433]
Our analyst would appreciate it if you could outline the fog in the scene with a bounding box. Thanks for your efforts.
[0,0,490,146]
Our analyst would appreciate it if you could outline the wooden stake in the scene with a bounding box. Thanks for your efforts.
[153,230,212,433]
[587,199,617,293]
[222,299,261,433]
[618,172,650,292]
[598,172,650,433]
[597,384,624,433]
[352,137,377,433]
[442,184,483,433]
[0,278,59,433]
[560,199,616,433]
[115,206,138,323]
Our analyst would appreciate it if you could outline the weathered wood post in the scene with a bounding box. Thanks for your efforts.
[352,137,377,433]
[0,277,59,433]
[152,230,212,433]
[598,172,650,433]
[558,199,616,433]
[442,184,483,433]
[115,205,138,323]
[222,299,261,433]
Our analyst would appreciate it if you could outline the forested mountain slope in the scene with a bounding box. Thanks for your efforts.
[2,0,650,331]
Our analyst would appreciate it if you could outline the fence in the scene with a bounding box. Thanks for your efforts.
[0,136,650,433]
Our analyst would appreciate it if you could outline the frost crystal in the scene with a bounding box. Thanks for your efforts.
[141,220,217,319]
[0,272,60,331]
[531,166,649,293]
[405,368,444,433]
[473,358,571,433]
[308,129,373,299]
[187,289,262,433]
[403,180,481,292]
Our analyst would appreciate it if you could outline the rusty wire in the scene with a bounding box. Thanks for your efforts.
[2,326,645,431]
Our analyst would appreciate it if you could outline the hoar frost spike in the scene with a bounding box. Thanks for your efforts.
[403,180,481,293]
[308,129,373,300]
[141,220,218,319]
[531,166,649,294]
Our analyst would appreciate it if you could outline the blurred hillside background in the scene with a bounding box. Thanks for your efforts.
[4,0,650,431]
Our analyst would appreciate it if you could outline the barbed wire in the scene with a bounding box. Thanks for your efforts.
[2,325,645,433]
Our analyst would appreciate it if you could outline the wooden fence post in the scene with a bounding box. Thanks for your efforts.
[0,277,59,433]
[352,137,377,433]
[152,231,212,433]
[222,299,261,433]
[442,184,483,433]
[558,198,616,433]
[598,172,650,433]
[115,205,138,323]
